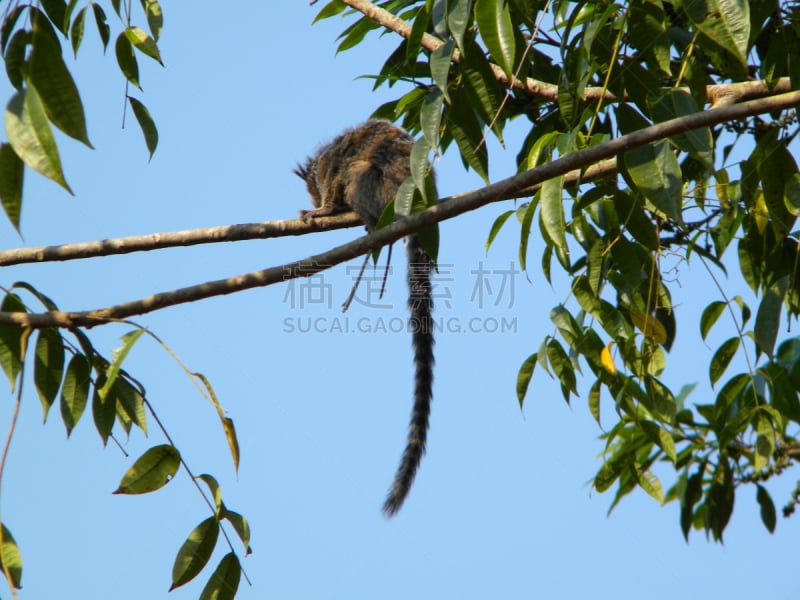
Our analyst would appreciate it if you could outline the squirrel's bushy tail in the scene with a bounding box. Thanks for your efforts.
[382,235,435,516]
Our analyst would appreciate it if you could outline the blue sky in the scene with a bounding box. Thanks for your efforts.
[0,3,797,599]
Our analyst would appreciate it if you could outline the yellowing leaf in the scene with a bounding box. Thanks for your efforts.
[601,342,617,375]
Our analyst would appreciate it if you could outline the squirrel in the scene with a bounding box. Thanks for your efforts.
[293,120,436,516]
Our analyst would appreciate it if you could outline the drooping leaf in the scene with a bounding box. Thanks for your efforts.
[221,509,251,554]
[113,444,181,494]
[0,523,22,589]
[0,143,23,230]
[114,33,140,89]
[140,0,163,41]
[34,327,65,421]
[198,553,240,600]
[540,175,567,252]
[516,352,537,407]
[60,353,90,436]
[91,3,110,51]
[29,13,92,147]
[709,337,740,386]
[170,517,219,590]
[485,209,514,252]
[474,0,517,78]
[70,6,86,56]
[5,87,72,193]
[756,484,776,533]
[700,301,726,341]
[124,26,163,65]
[754,279,788,359]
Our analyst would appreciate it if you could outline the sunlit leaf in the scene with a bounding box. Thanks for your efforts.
[221,509,252,554]
[124,26,163,65]
[170,516,219,590]
[198,553,240,600]
[475,0,517,78]
[0,523,22,589]
[5,87,72,193]
[113,444,180,494]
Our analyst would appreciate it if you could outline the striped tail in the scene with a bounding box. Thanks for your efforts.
[382,235,435,516]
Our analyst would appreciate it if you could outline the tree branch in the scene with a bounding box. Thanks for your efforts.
[1,90,796,329]
[0,213,362,266]
[339,0,792,105]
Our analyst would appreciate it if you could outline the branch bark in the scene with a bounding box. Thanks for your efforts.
[2,90,797,329]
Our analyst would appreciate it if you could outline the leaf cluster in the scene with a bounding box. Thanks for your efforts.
[0,0,162,230]
[316,0,800,541]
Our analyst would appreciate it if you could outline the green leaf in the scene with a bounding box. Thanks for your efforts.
[29,13,93,147]
[709,337,740,386]
[754,279,788,359]
[196,474,222,512]
[199,553,240,600]
[5,87,72,193]
[40,0,68,34]
[518,200,536,273]
[420,88,443,149]
[1,5,27,54]
[124,26,163,65]
[34,328,64,421]
[756,484,776,533]
[70,6,86,56]
[646,90,712,169]
[114,444,180,494]
[115,33,140,90]
[221,509,251,554]
[640,421,677,463]
[474,0,517,78]
[60,353,90,436]
[447,0,471,51]
[4,29,31,90]
[485,209,514,252]
[540,175,567,252]
[429,39,454,102]
[0,294,26,391]
[588,379,601,425]
[446,87,489,182]
[706,460,734,541]
[0,143,23,230]
[92,371,116,445]
[516,352,537,407]
[643,376,677,422]
[622,140,683,224]
[0,523,22,589]
[680,469,703,540]
[684,0,749,68]
[313,0,345,22]
[461,37,507,142]
[128,96,159,158]
[140,0,163,41]
[754,413,775,473]
[170,516,219,590]
[114,378,147,433]
[96,329,144,406]
[636,467,664,503]
[91,3,110,51]
[700,301,726,341]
